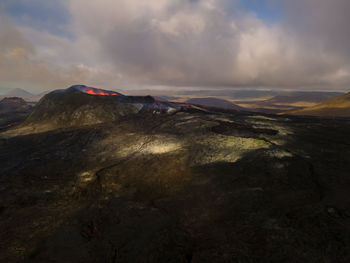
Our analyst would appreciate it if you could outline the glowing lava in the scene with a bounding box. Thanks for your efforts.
[69,85,122,96]
[83,87,119,96]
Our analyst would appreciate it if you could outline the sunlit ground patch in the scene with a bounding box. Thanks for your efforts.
[267,149,293,159]
[143,140,182,154]
[248,115,278,121]
[78,171,95,183]
[190,135,271,165]
[248,120,294,136]
[98,131,183,158]
[0,124,55,138]
[208,115,235,123]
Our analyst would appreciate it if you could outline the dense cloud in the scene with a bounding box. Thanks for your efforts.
[1,0,350,91]
[285,0,350,58]
[283,0,350,86]
[0,14,123,92]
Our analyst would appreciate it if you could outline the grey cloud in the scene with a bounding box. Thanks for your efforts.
[283,0,350,74]
[0,16,92,92]
[66,0,350,89]
[1,0,350,91]
[101,1,239,86]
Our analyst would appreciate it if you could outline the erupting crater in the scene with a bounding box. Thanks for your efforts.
[69,85,123,96]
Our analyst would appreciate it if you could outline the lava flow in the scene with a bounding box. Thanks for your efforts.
[68,85,123,96]
[83,87,119,96]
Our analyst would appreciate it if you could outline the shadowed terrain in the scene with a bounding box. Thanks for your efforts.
[1,86,350,262]
[185,98,244,111]
[0,97,33,130]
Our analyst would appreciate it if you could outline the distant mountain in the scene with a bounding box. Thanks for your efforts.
[185,97,244,111]
[290,92,350,117]
[2,88,37,101]
[0,88,50,102]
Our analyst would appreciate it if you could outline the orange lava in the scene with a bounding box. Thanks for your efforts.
[84,88,119,96]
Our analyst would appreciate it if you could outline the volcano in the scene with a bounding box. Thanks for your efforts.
[4,85,206,135]
[12,85,141,134]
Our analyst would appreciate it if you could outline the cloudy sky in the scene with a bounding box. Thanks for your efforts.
[1,0,350,92]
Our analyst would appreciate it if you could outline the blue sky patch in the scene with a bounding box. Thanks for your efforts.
[238,0,284,23]
[2,0,72,37]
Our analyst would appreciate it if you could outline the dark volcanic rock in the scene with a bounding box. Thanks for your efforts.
[211,120,278,137]
[0,97,33,130]
[0,97,32,114]
[1,87,350,263]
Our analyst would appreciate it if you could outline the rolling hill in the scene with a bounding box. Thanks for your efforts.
[290,92,350,117]
[265,92,343,104]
